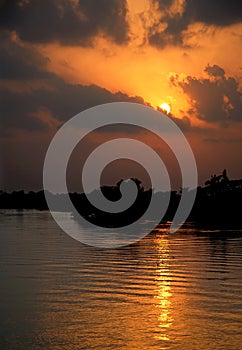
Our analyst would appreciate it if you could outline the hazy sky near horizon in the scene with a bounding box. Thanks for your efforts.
[0,0,242,191]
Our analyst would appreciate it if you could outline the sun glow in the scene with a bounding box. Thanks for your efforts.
[159,103,171,114]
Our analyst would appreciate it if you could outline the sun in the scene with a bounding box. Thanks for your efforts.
[159,103,171,115]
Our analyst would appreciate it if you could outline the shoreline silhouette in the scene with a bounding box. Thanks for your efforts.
[1,170,242,229]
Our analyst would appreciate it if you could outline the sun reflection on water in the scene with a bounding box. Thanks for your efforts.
[154,235,173,342]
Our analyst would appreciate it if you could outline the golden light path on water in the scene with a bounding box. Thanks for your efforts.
[154,234,173,342]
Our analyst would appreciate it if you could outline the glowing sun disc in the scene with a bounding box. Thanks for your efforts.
[159,103,171,114]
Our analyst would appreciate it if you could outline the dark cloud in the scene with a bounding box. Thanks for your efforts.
[0,78,145,133]
[185,0,242,27]
[1,80,145,136]
[0,31,53,80]
[33,78,145,121]
[0,32,145,134]
[0,88,49,132]
[149,0,242,48]
[0,0,129,45]
[170,115,191,131]
[204,137,242,143]
[204,64,225,78]
[171,65,242,123]
[148,17,185,48]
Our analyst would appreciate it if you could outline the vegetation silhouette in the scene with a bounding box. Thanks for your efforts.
[1,170,242,229]
[191,169,242,229]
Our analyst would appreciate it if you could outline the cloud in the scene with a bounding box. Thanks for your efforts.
[171,65,242,123]
[185,0,242,26]
[204,64,225,78]
[204,137,242,143]
[0,30,147,134]
[148,0,242,48]
[0,88,49,132]
[33,78,145,121]
[0,0,129,45]
[0,32,147,135]
[0,78,146,134]
[0,31,53,80]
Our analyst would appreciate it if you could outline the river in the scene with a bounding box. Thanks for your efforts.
[0,210,241,349]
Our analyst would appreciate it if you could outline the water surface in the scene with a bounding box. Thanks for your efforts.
[0,210,241,349]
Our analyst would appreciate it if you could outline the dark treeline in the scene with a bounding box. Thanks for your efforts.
[191,169,242,228]
[1,170,242,229]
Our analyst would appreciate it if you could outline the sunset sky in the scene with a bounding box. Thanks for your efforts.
[1,0,242,191]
